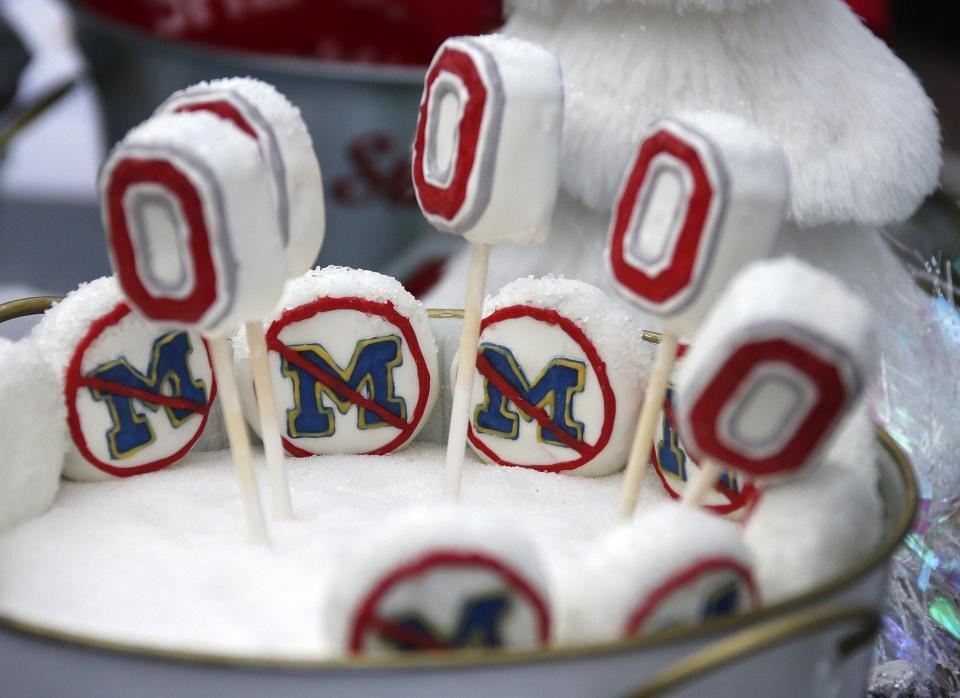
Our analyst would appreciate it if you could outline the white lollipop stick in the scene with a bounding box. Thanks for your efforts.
[209,338,270,544]
[674,257,878,508]
[245,321,293,519]
[100,112,286,542]
[607,112,789,519]
[442,243,490,498]
[412,35,563,498]
[681,458,722,508]
[619,332,679,518]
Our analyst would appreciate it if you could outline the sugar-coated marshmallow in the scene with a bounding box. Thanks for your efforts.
[652,386,759,516]
[100,112,287,337]
[234,267,439,457]
[674,257,877,481]
[0,338,66,528]
[157,77,325,277]
[464,276,652,476]
[559,503,757,643]
[30,277,216,482]
[606,112,789,336]
[413,34,563,245]
[323,503,552,655]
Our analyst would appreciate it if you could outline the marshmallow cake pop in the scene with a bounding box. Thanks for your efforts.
[674,257,878,503]
[31,277,215,482]
[234,267,440,457]
[324,503,551,655]
[609,112,789,518]
[412,33,564,498]
[100,111,287,543]
[562,503,757,643]
[157,77,325,277]
[0,337,66,528]
[464,276,650,476]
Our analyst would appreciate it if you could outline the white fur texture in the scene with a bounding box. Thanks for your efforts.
[505,0,940,227]
[0,338,66,530]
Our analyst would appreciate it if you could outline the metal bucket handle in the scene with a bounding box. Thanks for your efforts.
[628,605,880,697]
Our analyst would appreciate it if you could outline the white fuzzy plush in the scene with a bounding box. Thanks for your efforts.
[0,338,66,530]
[504,0,940,228]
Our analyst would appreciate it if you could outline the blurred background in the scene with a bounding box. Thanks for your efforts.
[0,0,956,342]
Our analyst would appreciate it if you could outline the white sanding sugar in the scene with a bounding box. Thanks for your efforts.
[743,455,883,603]
[0,446,674,658]
[0,338,66,529]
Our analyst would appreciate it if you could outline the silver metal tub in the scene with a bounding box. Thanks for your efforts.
[0,298,917,698]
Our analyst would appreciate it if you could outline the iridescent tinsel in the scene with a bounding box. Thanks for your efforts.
[868,235,960,696]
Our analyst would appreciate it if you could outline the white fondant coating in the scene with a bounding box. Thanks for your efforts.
[100,112,287,337]
[322,502,552,655]
[464,276,652,477]
[234,267,439,456]
[158,77,325,277]
[413,34,564,246]
[0,338,66,529]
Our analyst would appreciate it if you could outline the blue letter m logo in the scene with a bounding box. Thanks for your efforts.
[281,336,407,438]
[86,332,208,460]
[474,343,586,448]
[378,593,512,651]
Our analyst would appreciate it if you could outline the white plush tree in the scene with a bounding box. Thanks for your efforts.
[425,0,942,320]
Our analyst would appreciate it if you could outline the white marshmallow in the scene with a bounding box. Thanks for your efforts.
[30,277,215,482]
[674,256,877,481]
[606,111,789,336]
[0,338,66,529]
[99,112,287,337]
[560,503,757,643]
[157,77,325,277]
[323,503,552,655]
[651,383,760,515]
[463,276,652,477]
[412,34,563,246]
[233,267,439,457]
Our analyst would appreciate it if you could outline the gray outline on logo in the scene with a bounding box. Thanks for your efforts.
[127,189,189,294]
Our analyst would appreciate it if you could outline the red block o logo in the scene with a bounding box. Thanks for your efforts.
[607,124,726,316]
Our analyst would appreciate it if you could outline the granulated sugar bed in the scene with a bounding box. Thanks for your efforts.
[0,445,671,659]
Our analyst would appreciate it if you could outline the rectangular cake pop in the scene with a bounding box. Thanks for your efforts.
[674,256,878,483]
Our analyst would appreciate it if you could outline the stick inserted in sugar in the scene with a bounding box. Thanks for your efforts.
[158,77,326,519]
[100,111,288,544]
[606,112,789,520]
[412,34,564,499]
[674,256,878,507]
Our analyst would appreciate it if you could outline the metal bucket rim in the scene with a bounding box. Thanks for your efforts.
[69,2,426,86]
[0,297,918,671]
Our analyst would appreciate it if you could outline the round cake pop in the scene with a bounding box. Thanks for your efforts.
[234,267,440,457]
[651,385,759,516]
[674,256,878,483]
[99,111,287,338]
[413,34,563,246]
[464,276,651,476]
[30,277,215,482]
[0,337,67,528]
[560,503,758,643]
[324,503,552,655]
[157,77,325,277]
[610,112,789,518]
